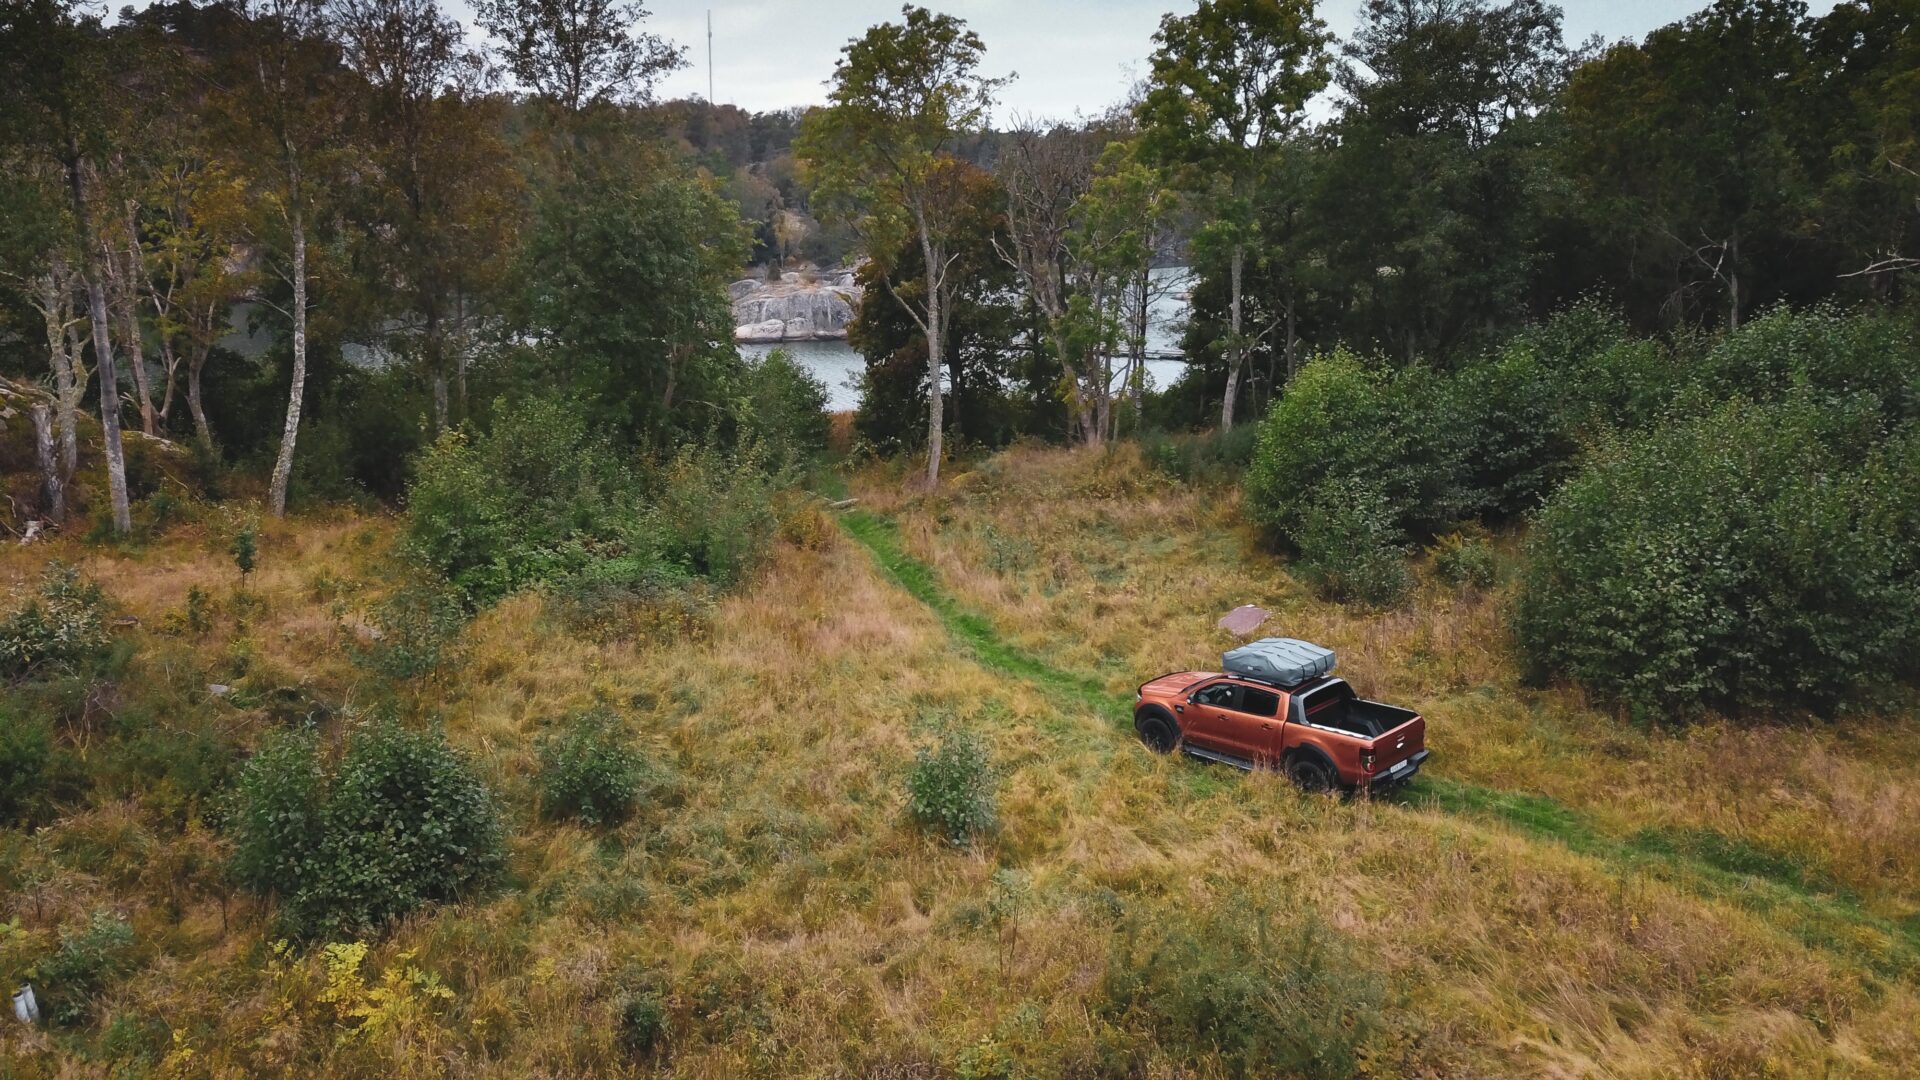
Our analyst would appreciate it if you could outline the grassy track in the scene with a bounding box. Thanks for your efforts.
[840,506,1920,978]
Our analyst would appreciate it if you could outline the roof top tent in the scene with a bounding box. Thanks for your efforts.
[1222,637,1336,687]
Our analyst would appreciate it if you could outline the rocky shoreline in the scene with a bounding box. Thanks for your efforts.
[730,269,862,344]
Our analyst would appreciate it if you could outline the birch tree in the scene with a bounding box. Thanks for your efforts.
[797,6,1004,486]
[226,0,340,516]
[1,0,134,532]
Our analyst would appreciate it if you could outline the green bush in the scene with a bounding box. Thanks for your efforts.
[405,395,640,605]
[1245,350,1465,549]
[1292,480,1412,607]
[733,349,830,469]
[1141,424,1259,486]
[536,710,650,827]
[405,397,781,610]
[227,719,504,939]
[1430,528,1498,589]
[1514,399,1920,717]
[616,990,668,1059]
[37,910,137,1027]
[0,711,53,825]
[0,563,112,679]
[227,731,328,903]
[1101,902,1386,1080]
[1686,305,1920,429]
[348,575,471,680]
[649,446,780,588]
[907,726,997,846]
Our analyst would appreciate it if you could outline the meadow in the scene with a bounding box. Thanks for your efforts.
[3,442,1917,1077]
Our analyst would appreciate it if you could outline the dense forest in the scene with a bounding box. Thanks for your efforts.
[2,0,1919,1075]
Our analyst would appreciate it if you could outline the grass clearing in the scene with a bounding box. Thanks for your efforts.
[3,446,1919,1076]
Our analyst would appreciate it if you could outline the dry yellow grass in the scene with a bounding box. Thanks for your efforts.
[1,451,1917,1077]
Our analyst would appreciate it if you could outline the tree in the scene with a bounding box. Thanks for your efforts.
[336,0,516,431]
[1136,0,1331,431]
[850,159,1027,453]
[1069,137,1178,439]
[223,0,344,516]
[994,121,1108,444]
[0,0,135,532]
[475,0,683,114]
[1312,0,1569,362]
[513,147,746,444]
[1563,0,1811,330]
[797,5,1006,486]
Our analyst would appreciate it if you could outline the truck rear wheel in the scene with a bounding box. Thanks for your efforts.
[1286,755,1335,793]
[1136,712,1178,754]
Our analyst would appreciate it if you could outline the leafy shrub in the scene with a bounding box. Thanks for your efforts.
[1430,528,1498,589]
[1292,480,1412,607]
[544,558,705,643]
[1101,902,1386,1080]
[406,397,782,613]
[227,719,504,939]
[37,910,137,1026]
[536,710,650,826]
[227,731,328,902]
[348,575,471,680]
[1245,350,1464,548]
[229,519,257,578]
[617,990,668,1059]
[405,395,639,605]
[0,711,53,825]
[649,446,780,588]
[1685,305,1920,429]
[907,726,997,845]
[1141,424,1259,486]
[1514,399,1920,717]
[0,563,112,679]
[733,349,830,469]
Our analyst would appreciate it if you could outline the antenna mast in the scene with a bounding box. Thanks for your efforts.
[707,10,715,103]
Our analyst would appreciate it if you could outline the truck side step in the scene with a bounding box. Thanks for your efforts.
[1181,744,1257,771]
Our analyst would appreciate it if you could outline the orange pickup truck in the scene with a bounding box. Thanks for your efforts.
[1133,638,1429,792]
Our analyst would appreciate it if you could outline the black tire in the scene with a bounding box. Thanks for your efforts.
[1287,755,1336,793]
[1136,712,1179,754]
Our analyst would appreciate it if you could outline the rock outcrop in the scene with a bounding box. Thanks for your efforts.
[731,270,862,344]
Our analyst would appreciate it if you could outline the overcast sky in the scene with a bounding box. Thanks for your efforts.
[132,0,1843,121]
[624,0,1832,121]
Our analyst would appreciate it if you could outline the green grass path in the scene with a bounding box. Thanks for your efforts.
[839,508,1919,977]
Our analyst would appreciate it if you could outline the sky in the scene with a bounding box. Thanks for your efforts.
[630,0,1845,121]
[123,0,1843,122]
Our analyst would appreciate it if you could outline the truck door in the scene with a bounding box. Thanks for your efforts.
[1229,685,1285,765]
[1188,682,1283,764]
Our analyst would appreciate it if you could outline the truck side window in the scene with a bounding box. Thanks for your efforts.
[1239,687,1280,717]
[1193,683,1239,708]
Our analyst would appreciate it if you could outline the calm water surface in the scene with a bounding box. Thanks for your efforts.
[744,267,1192,413]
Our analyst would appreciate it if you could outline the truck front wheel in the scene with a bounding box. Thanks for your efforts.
[1135,711,1179,754]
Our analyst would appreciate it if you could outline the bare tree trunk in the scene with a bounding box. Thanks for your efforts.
[1284,291,1298,384]
[917,210,944,488]
[188,339,214,454]
[117,206,157,435]
[31,403,62,524]
[37,268,83,486]
[454,290,468,422]
[1220,242,1244,432]
[268,196,307,517]
[63,322,85,481]
[157,338,178,425]
[67,148,131,533]
[1727,231,1741,330]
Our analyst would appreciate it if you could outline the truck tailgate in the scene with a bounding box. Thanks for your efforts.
[1369,714,1425,776]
